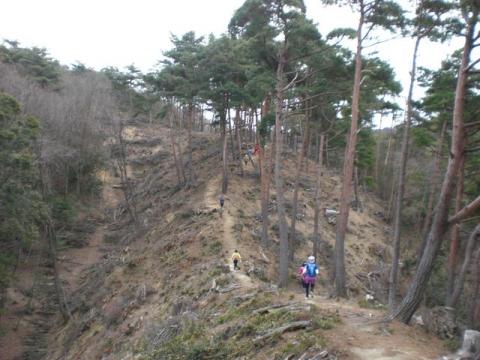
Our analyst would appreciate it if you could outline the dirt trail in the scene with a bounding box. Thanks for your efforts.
[204,173,443,359]
[204,176,255,289]
[288,290,443,360]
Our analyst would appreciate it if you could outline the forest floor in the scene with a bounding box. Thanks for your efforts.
[204,171,444,360]
[1,123,449,360]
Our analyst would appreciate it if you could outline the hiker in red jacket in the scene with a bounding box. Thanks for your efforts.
[297,262,307,290]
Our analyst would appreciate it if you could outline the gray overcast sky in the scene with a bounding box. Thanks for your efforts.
[0,0,464,125]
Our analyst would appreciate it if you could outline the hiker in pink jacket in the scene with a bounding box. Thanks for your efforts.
[297,262,307,290]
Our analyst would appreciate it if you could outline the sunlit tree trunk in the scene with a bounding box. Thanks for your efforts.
[186,101,194,186]
[235,108,244,177]
[221,106,228,193]
[260,96,272,247]
[276,49,290,288]
[446,155,465,301]
[313,134,325,260]
[290,100,310,260]
[390,13,476,323]
[335,5,364,297]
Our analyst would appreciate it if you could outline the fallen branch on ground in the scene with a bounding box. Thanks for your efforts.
[254,320,311,342]
[252,302,305,315]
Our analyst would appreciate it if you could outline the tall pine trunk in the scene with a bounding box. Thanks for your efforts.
[390,12,476,323]
[169,110,184,186]
[276,49,290,288]
[374,113,384,185]
[335,6,364,297]
[313,134,325,260]
[446,155,465,300]
[388,36,421,310]
[221,109,228,193]
[353,166,362,212]
[228,107,236,164]
[186,102,194,186]
[235,108,244,177]
[290,104,310,260]
[260,96,272,247]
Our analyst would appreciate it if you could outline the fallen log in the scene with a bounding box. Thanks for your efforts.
[253,302,308,315]
[216,284,241,293]
[254,320,311,343]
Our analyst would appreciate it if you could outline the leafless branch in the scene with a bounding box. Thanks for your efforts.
[362,24,375,42]
[448,196,480,225]
[283,72,299,92]
[465,57,480,72]
[363,34,402,49]
[465,120,480,128]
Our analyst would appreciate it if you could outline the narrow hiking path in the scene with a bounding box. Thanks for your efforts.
[204,176,255,289]
[289,291,443,360]
[203,173,444,360]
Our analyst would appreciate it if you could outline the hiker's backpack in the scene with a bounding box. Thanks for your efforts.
[297,266,305,278]
[306,263,317,277]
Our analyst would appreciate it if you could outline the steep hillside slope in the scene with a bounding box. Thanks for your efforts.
[40,124,446,360]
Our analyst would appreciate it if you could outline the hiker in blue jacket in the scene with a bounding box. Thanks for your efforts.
[302,255,319,299]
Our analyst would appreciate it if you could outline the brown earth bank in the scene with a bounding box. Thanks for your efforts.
[1,123,449,360]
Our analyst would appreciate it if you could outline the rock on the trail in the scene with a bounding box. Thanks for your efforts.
[423,306,458,339]
[438,330,480,360]
[215,262,231,274]
[462,330,480,354]
[412,314,424,326]
[314,350,329,358]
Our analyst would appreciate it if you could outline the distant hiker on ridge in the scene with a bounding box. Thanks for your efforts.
[219,193,225,210]
[302,256,319,299]
[243,153,249,166]
[231,249,241,271]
